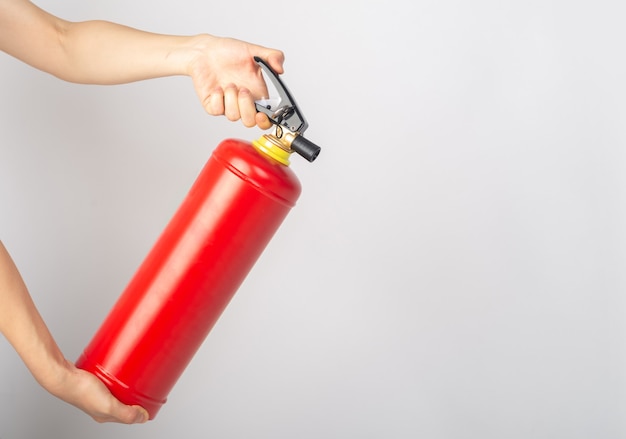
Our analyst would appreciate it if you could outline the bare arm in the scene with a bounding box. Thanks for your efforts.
[0,0,181,83]
[0,0,284,127]
[0,241,148,423]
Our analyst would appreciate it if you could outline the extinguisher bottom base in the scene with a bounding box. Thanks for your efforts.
[76,353,166,420]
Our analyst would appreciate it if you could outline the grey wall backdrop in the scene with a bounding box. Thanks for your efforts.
[1,0,625,438]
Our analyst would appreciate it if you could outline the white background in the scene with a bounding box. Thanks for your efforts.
[1,0,625,438]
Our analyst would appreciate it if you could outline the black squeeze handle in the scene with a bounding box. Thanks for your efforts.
[291,135,321,162]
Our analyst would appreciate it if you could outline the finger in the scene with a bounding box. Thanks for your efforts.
[238,88,257,127]
[104,401,149,424]
[262,49,285,74]
[204,87,224,116]
[223,83,240,121]
[255,112,273,130]
[131,406,150,424]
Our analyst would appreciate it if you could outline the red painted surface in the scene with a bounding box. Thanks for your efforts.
[76,138,301,418]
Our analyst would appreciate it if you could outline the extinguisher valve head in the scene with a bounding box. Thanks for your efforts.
[254,56,321,163]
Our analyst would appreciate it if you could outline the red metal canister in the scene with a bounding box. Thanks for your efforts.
[76,136,301,419]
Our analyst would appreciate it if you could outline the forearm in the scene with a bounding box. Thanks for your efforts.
[57,20,198,84]
[0,241,149,423]
[0,241,67,394]
[0,0,197,84]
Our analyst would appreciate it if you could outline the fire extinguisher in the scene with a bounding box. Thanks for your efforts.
[76,57,321,419]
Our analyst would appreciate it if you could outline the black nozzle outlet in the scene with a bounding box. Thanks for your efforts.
[291,135,321,162]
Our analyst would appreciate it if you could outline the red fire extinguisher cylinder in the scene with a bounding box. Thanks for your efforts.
[76,136,304,419]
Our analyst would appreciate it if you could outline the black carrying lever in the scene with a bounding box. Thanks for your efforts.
[254,56,321,162]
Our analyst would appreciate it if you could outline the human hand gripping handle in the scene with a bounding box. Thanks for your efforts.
[186,34,285,129]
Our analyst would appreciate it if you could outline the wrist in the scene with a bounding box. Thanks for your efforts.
[180,33,218,76]
[28,348,75,398]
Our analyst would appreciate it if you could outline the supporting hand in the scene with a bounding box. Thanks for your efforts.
[0,242,147,424]
[48,360,149,424]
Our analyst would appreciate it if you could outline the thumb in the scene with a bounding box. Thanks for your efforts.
[257,49,285,75]
[105,402,149,424]
[124,405,150,424]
